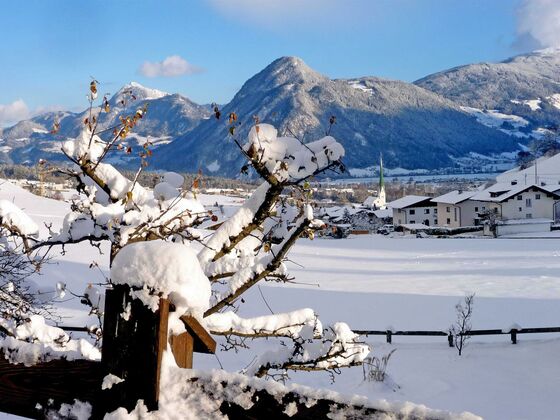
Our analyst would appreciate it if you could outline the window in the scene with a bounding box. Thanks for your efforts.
[410,220,415,224]
[536,194,541,200]
[446,218,451,224]
[474,207,479,212]
[526,213,532,219]
[526,198,532,208]
[434,208,438,214]
[409,209,415,215]
[482,206,486,211]
[446,206,450,213]
[454,207,458,222]
[517,195,522,201]
[518,207,522,212]
[424,209,430,214]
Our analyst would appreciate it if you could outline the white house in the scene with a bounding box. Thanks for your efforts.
[470,183,560,223]
[388,195,438,227]
[432,190,481,227]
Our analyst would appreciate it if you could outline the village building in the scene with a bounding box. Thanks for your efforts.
[388,195,437,227]
[432,190,481,227]
[470,183,560,223]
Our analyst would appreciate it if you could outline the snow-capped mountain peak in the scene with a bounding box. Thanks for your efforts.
[111,82,170,104]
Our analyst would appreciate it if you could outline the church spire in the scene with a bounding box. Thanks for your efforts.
[379,152,384,189]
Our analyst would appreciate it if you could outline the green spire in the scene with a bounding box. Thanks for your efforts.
[379,152,384,188]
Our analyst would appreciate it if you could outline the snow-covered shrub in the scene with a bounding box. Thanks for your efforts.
[0,82,370,415]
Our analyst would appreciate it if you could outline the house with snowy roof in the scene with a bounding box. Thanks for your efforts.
[469,183,560,223]
[388,195,437,227]
[432,190,481,227]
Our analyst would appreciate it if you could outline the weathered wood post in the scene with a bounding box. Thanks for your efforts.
[99,285,169,414]
[96,285,216,417]
[386,330,392,344]
[511,329,518,344]
[447,333,454,348]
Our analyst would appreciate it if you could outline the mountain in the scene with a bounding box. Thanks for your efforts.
[0,82,210,166]
[415,48,560,136]
[151,56,519,177]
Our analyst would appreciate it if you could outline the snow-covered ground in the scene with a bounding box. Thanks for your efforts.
[2,180,560,419]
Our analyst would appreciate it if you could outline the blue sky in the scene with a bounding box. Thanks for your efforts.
[0,0,554,125]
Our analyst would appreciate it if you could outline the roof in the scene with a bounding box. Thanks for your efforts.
[387,195,434,209]
[373,208,392,218]
[497,153,560,186]
[471,183,560,203]
[432,190,478,204]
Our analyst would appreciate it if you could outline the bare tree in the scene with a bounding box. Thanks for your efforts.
[0,81,369,386]
[450,293,475,356]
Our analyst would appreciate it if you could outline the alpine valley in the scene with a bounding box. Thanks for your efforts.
[3,50,560,178]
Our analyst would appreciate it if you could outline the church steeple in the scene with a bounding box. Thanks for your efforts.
[379,153,384,189]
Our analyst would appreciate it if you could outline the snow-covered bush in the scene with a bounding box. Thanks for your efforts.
[0,82,369,413]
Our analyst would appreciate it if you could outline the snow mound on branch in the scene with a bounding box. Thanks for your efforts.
[0,199,39,237]
[111,241,211,317]
[0,316,100,366]
[244,123,344,181]
[205,308,319,337]
[62,129,105,163]
[154,182,180,201]
[161,172,184,188]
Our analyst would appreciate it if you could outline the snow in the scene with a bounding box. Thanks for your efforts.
[205,308,318,338]
[347,80,373,94]
[206,160,220,172]
[0,316,100,366]
[57,400,92,420]
[461,106,529,129]
[511,98,542,111]
[386,195,431,209]
[153,181,180,201]
[496,152,560,186]
[62,129,105,163]
[111,241,211,318]
[243,123,344,182]
[3,175,560,419]
[102,374,125,390]
[432,190,477,205]
[546,93,560,110]
[0,199,39,237]
[461,106,531,137]
[161,172,184,188]
[111,350,478,420]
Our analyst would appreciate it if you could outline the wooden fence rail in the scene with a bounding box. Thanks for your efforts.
[353,326,560,346]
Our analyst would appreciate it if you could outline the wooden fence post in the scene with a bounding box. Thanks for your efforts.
[447,333,454,348]
[97,285,169,415]
[511,329,518,344]
[386,330,392,344]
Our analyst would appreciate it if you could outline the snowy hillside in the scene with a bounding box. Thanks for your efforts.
[416,48,560,140]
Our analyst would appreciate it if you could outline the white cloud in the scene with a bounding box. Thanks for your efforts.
[516,0,560,48]
[0,99,30,127]
[139,55,203,78]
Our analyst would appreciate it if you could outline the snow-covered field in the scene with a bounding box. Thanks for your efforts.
[2,180,560,419]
